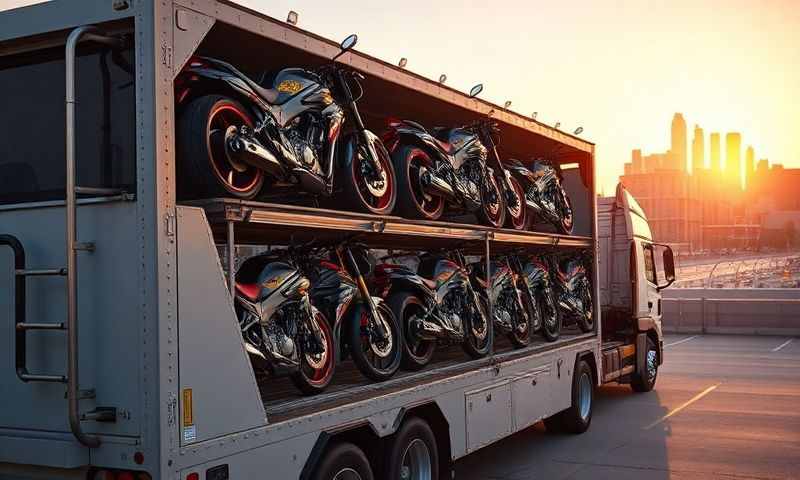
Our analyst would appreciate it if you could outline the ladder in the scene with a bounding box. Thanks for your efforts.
[0,26,128,449]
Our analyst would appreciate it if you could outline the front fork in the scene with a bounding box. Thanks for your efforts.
[340,247,390,342]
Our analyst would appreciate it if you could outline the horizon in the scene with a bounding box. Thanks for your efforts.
[3,0,798,194]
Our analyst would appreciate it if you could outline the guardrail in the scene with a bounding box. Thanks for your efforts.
[662,288,800,336]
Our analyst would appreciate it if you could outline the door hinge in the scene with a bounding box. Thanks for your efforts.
[165,212,176,237]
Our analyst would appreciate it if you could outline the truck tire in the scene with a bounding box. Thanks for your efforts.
[546,359,593,434]
[385,417,439,480]
[311,442,374,480]
[631,337,658,392]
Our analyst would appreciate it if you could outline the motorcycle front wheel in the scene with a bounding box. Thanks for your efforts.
[290,309,336,395]
[349,302,403,381]
[506,176,529,231]
[462,294,493,358]
[540,286,562,342]
[556,187,574,234]
[477,174,507,229]
[392,145,445,221]
[339,131,397,215]
[507,298,531,349]
[177,95,264,199]
[387,292,437,371]
[576,286,594,333]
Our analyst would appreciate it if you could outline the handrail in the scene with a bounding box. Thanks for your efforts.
[0,235,28,380]
[65,25,125,449]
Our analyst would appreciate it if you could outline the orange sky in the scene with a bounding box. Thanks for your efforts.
[4,0,799,194]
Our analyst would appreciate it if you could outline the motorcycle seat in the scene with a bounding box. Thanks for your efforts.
[430,127,454,153]
[236,282,261,302]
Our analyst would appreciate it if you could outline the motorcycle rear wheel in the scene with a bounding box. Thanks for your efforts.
[290,309,336,395]
[349,302,403,381]
[393,145,445,221]
[177,95,264,199]
[477,174,507,228]
[387,292,436,371]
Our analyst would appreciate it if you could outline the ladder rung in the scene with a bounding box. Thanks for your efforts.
[74,186,125,196]
[73,242,95,252]
[19,373,67,383]
[17,322,66,331]
[16,268,67,276]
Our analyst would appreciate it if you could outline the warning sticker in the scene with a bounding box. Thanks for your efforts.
[183,424,197,443]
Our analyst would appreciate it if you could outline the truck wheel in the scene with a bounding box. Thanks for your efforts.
[547,359,593,434]
[312,442,374,480]
[631,337,658,392]
[385,417,439,480]
[388,293,436,371]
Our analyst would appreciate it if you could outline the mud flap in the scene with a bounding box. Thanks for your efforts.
[636,333,647,378]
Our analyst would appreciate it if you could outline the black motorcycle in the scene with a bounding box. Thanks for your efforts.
[381,86,507,227]
[308,243,403,381]
[515,255,561,342]
[506,158,574,234]
[175,34,396,215]
[547,253,593,333]
[234,250,335,395]
[375,250,492,370]
[469,255,531,348]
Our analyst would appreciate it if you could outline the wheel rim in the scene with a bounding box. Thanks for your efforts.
[578,372,592,421]
[333,468,363,480]
[483,175,503,225]
[355,138,394,212]
[405,303,434,361]
[542,290,558,331]
[646,348,658,380]
[361,306,395,372]
[206,103,263,194]
[302,311,334,385]
[400,438,433,480]
[470,297,489,346]
[407,151,444,217]
[508,177,527,230]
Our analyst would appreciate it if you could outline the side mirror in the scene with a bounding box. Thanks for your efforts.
[340,34,358,51]
[658,245,676,290]
[468,84,483,98]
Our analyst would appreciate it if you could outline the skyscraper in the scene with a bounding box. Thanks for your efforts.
[692,124,704,171]
[745,146,755,189]
[671,113,687,171]
[726,133,742,189]
[710,132,721,172]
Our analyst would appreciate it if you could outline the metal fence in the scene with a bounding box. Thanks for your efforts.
[674,252,800,288]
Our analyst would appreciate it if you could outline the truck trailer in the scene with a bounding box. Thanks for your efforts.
[0,2,674,479]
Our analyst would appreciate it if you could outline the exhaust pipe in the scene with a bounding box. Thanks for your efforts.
[420,167,456,199]
[525,199,543,213]
[229,134,286,178]
[409,316,464,341]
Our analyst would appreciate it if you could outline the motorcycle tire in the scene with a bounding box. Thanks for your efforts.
[177,95,264,200]
[576,287,594,333]
[349,302,403,382]
[540,286,562,342]
[290,309,336,395]
[556,187,574,234]
[387,292,436,371]
[392,145,445,221]
[462,294,493,358]
[508,303,532,349]
[505,176,529,231]
[477,173,507,229]
[338,131,397,215]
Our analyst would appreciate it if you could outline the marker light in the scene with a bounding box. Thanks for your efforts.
[439,74,447,84]
[286,11,298,25]
[398,57,408,68]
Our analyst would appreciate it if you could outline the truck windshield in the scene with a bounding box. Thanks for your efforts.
[0,44,136,205]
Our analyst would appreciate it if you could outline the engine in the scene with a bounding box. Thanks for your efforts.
[441,289,467,333]
[456,162,483,203]
[286,113,325,174]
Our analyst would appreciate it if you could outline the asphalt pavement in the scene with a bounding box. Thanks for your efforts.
[455,334,800,480]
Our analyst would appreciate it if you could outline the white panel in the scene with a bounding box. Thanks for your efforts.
[511,364,552,430]
[465,381,512,453]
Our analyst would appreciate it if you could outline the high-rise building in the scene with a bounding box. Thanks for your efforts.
[745,146,754,188]
[671,113,687,171]
[692,124,704,171]
[710,132,721,172]
[631,149,643,174]
[726,132,742,189]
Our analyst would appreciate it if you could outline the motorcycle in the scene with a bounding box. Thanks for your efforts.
[546,253,593,333]
[175,34,397,215]
[514,254,561,342]
[506,158,574,234]
[233,249,335,395]
[375,250,492,370]
[381,85,507,227]
[308,242,403,381]
[469,255,531,348]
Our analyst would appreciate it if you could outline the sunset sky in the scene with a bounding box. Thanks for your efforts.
[3,0,798,194]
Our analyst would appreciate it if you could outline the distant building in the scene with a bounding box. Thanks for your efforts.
[710,132,721,172]
[671,113,687,171]
[745,145,754,189]
[726,133,741,189]
[692,124,704,172]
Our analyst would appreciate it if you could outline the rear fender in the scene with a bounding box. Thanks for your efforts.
[389,128,450,166]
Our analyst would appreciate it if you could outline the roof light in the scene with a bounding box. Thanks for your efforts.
[531,112,538,120]
[574,127,584,135]
[438,74,447,84]
[398,57,408,68]
[503,101,512,109]
[286,11,298,25]
[554,122,561,129]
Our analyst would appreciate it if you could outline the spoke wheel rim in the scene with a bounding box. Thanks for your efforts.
[355,140,393,211]
[646,348,658,380]
[206,103,262,193]
[400,438,433,480]
[302,312,334,384]
[508,177,527,229]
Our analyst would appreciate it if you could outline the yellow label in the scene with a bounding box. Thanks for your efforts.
[277,79,302,94]
[183,388,193,427]
[264,276,282,289]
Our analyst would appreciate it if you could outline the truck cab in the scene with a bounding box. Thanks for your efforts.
[598,184,676,391]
